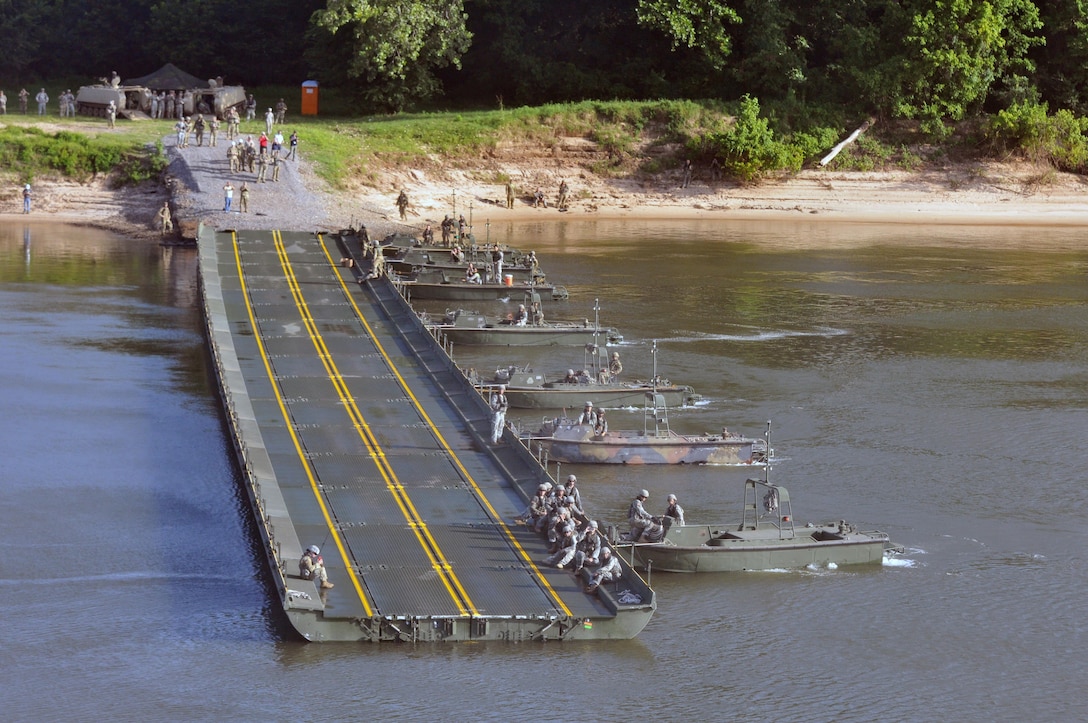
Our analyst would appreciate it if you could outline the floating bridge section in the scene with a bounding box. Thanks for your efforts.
[197,226,655,642]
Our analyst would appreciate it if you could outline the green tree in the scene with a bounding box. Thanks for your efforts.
[0,0,50,80]
[635,0,741,68]
[1032,0,1088,114]
[311,0,472,111]
[896,0,1043,133]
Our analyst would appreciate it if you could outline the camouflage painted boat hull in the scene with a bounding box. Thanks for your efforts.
[501,384,693,409]
[526,423,765,465]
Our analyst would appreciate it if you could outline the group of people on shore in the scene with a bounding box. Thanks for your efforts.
[1,88,51,115]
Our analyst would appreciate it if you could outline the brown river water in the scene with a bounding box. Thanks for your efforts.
[1,219,1086,720]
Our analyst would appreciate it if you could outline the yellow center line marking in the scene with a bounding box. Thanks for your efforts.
[229,231,374,617]
[272,231,477,616]
[317,234,575,618]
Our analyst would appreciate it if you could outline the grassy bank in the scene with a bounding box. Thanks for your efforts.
[3,96,1086,192]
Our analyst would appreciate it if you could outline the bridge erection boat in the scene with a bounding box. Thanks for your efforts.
[615,475,903,572]
[423,308,621,347]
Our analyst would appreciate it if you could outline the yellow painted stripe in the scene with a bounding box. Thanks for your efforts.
[229,231,374,617]
[317,234,575,618]
[272,232,477,616]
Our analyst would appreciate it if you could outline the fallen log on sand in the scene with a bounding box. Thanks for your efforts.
[820,119,874,167]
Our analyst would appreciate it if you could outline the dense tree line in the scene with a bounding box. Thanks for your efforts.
[4,0,1088,125]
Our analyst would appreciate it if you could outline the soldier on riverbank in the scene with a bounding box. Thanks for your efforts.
[156,201,173,235]
[396,190,409,220]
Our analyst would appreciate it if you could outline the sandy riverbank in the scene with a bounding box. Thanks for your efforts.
[4,138,1088,242]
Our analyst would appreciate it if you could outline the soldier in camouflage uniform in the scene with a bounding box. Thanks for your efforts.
[270,151,281,182]
[239,182,249,213]
[256,152,268,183]
[627,489,656,541]
[274,98,287,125]
[543,522,580,568]
[227,142,239,173]
[209,116,220,147]
[156,201,173,235]
[572,520,603,574]
[585,547,621,593]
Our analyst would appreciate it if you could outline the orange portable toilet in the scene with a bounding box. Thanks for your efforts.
[301,80,319,116]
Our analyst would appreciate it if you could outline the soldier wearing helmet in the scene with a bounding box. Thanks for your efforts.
[627,489,655,541]
[573,520,602,574]
[664,493,685,527]
[299,544,334,589]
[577,400,597,426]
[586,547,621,593]
[543,519,580,569]
[564,474,583,515]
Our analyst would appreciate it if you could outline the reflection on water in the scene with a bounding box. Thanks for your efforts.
[2,219,1087,719]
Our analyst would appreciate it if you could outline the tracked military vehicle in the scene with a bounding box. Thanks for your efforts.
[75,85,152,117]
[182,85,247,119]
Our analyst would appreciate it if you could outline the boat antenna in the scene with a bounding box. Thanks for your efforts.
[764,420,772,481]
[592,298,601,348]
[652,339,659,393]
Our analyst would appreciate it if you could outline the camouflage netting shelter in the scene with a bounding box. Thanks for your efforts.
[125,63,208,91]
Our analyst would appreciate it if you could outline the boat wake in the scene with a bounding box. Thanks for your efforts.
[654,327,850,344]
[0,571,235,587]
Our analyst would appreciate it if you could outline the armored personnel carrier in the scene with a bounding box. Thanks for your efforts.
[182,85,247,119]
[75,85,152,117]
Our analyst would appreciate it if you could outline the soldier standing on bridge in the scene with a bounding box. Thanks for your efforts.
[490,385,509,443]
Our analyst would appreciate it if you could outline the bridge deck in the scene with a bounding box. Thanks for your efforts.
[199,227,654,641]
